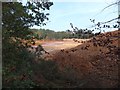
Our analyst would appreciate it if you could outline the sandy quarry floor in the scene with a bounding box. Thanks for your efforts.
[40,39,90,52]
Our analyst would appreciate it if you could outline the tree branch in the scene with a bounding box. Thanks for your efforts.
[100,1,120,13]
[90,17,119,28]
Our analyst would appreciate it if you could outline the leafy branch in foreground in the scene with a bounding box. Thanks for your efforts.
[2,1,53,88]
[2,2,53,39]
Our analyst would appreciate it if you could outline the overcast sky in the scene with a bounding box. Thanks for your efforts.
[22,0,118,32]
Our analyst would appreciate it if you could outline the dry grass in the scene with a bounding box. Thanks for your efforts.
[43,30,119,88]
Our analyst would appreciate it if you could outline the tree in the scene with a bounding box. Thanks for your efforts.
[2,1,53,88]
[90,0,120,31]
[68,23,95,39]
[68,1,120,39]
[2,1,53,39]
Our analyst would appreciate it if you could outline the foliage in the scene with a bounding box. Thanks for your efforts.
[2,38,35,88]
[2,1,53,88]
[2,2,53,39]
[32,59,61,81]
[30,59,84,88]
[31,28,73,40]
[67,0,120,38]
[2,0,119,88]
[67,23,95,39]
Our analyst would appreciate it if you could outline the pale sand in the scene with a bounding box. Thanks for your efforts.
[41,39,90,52]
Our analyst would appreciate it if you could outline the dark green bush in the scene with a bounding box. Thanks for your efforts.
[2,38,36,88]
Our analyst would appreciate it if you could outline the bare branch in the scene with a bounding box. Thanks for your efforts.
[90,17,119,28]
[100,1,120,13]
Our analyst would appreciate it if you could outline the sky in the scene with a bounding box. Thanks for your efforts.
[22,0,118,32]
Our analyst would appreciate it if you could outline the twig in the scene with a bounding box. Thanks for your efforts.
[90,17,119,28]
[100,1,120,13]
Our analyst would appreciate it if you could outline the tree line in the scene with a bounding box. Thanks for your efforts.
[30,28,95,40]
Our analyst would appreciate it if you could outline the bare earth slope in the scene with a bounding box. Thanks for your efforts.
[45,30,119,88]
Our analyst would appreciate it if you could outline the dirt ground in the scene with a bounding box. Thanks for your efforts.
[41,30,119,88]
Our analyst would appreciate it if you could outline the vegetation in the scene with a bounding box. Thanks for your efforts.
[2,0,119,88]
[2,1,81,88]
[2,1,54,88]
[31,28,95,40]
[30,28,73,40]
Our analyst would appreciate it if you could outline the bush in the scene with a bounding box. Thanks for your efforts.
[2,38,36,88]
[32,59,61,81]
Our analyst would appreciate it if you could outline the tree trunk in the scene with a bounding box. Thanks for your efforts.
[0,1,2,90]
